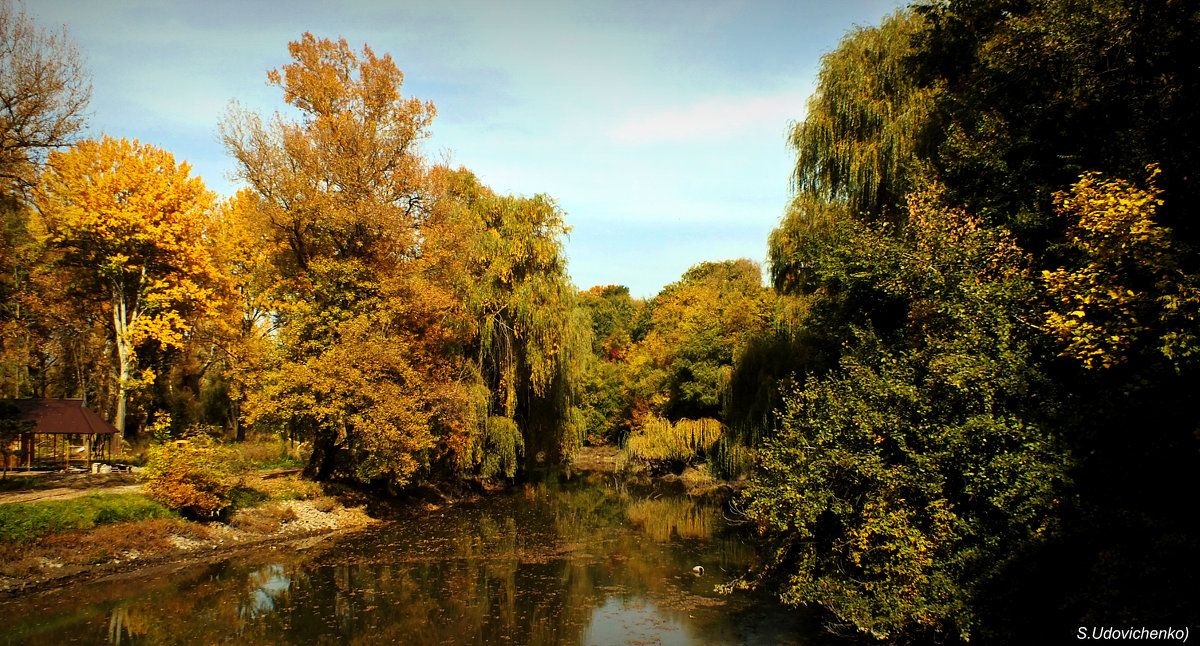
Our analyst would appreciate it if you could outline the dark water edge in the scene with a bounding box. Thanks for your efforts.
[0,472,837,645]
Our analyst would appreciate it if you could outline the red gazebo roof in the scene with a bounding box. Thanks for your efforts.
[6,399,119,435]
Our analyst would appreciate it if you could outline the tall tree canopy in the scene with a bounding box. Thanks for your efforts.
[788,9,933,223]
[0,0,90,400]
[0,0,90,196]
[226,35,585,485]
[223,33,453,483]
[35,136,218,434]
[751,1,1200,641]
[435,168,589,472]
[627,259,773,423]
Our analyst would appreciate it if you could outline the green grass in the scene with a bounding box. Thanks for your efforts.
[227,486,269,510]
[0,476,40,492]
[0,493,176,544]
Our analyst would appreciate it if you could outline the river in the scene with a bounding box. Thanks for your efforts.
[1,472,830,645]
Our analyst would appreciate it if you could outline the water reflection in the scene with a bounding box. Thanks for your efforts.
[241,565,292,621]
[0,475,821,645]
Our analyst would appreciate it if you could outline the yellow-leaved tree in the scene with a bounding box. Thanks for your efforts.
[205,189,281,441]
[35,136,219,435]
[1043,166,1200,371]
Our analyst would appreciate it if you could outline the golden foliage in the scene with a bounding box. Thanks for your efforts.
[140,434,236,518]
[1043,166,1200,369]
[625,416,722,464]
[625,497,716,541]
[221,32,435,275]
[35,135,219,431]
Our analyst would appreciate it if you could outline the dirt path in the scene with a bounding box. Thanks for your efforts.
[0,472,144,506]
[0,483,144,505]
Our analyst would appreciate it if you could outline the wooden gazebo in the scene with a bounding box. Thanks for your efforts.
[4,399,121,471]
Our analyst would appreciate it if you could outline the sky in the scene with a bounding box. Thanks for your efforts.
[30,0,904,298]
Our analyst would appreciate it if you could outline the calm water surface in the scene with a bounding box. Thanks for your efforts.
[1,473,828,645]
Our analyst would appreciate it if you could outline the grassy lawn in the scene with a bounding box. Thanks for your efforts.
[0,493,175,544]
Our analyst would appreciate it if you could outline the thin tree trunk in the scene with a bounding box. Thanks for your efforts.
[232,399,244,441]
[114,326,131,436]
[110,269,143,444]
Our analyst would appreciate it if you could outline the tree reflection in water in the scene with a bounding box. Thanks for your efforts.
[0,475,822,645]
[240,565,292,621]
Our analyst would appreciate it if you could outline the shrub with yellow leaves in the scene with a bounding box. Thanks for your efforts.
[139,432,237,518]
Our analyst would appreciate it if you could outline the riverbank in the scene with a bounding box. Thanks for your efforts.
[0,446,742,600]
[0,471,378,599]
[1,465,812,646]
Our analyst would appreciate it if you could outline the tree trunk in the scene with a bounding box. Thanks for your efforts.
[114,331,131,437]
[304,429,339,481]
[110,271,143,446]
[232,399,244,441]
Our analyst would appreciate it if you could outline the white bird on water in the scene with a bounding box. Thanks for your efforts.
[691,565,704,577]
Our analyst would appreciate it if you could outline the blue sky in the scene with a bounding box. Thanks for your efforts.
[31,0,904,298]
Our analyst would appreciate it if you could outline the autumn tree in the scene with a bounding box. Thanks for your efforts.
[140,432,238,518]
[436,168,589,472]
[626,259,773,424]
[0,0,90,195]
[0,0,90,398]
[751,1,1200,639]
[1043,167,1200,371]
[201,190,281,440]
[0,401,31,477]
[35,136,219,435]
[221,32,435,286]
[914,0,1200,247]
[741,190,1069,643]
[223,34,487,485]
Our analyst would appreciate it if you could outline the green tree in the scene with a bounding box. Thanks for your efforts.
[788,9,934,223]
[741,191,1069,642]
[914,0,1200,246]
[442,171,589,469]
[575,285,643,444]
[754,2,1200,639]
[627,259,773,424]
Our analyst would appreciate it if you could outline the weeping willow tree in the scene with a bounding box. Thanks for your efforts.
[440,169,591,475]
[787,9,935,225]
[774,9,935,297]
[739,9,938,464]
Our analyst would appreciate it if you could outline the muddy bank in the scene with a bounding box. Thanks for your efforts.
[0,477,378,599]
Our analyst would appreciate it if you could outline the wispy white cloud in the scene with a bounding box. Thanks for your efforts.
[610,88,809,144]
